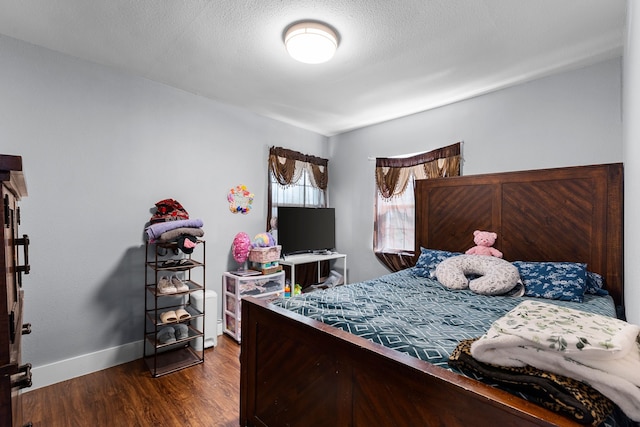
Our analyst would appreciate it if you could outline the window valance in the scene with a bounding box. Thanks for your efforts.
[375,142,461,199]
[269,146,328,190]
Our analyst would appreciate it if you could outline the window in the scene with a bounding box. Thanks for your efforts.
[267,146,330,286]
[267,146,328,232]
[374,143,461,271]
[374,176,415,252]
[269,167,326,220]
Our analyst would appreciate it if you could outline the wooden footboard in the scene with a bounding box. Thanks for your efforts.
[240,297,581,427]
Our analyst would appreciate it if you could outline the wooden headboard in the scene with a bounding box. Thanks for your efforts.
[414,163,624,314]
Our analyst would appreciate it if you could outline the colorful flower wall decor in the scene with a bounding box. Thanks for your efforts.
[228,185,254,214]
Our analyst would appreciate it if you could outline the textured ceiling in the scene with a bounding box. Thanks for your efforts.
[0,0,627,136]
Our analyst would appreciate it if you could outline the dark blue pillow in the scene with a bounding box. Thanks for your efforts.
[513,261,587,302]
[585,271,609,296]
[414,248,462,278]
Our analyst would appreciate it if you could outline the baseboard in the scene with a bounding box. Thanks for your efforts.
[26,321,225,391]
[26,340,144,391]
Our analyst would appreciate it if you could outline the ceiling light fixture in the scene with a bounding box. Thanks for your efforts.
[284,22,338,64]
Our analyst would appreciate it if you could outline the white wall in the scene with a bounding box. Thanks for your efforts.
[0,35,327,388]
[624,0,640,325]
[329,58,623,285]
[0,31,630,389]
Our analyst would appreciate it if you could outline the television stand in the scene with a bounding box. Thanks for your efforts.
[279,252,347,289]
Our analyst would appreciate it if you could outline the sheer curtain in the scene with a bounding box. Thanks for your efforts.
[374,142,461,271]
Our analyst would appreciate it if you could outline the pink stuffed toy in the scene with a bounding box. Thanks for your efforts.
[465,230,503,258]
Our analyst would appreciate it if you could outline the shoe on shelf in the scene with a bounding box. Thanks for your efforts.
[176,308,191,321]
[160,310,177,323]
[170,275,189,292]
[159,259,178,268]
[178,259,194,267]
[157,276,177,294]
[157,326,176,344]
[174,324,189,340]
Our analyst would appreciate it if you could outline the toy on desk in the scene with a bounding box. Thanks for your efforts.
[294,284,302,295]
[284,284,291,298]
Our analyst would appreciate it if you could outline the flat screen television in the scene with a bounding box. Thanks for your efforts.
[277,207,336,256]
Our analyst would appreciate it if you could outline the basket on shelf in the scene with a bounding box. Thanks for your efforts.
[248,245,281,263]
[261,265,282,275]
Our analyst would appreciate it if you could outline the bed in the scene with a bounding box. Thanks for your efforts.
[239,163,627,427]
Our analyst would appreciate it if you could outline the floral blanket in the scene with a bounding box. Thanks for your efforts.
[471,300,640,422]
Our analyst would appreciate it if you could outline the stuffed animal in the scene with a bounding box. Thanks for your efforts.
[465,230,503,258]
[252,232,275,247]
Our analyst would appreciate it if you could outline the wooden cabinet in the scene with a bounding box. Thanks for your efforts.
[0,155,32,427]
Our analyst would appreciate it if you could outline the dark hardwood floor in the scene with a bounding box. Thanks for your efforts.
[22,335,241,427]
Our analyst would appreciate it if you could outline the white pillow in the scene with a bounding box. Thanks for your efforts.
[435,255,521,296]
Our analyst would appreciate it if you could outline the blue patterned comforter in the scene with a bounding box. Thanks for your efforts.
[274,268,616,369]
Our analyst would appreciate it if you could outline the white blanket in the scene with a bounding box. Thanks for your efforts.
[470,300,640,421]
